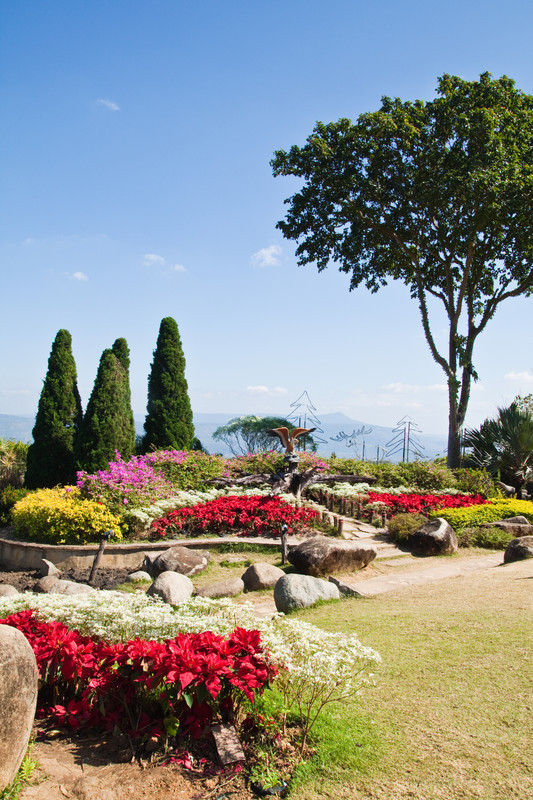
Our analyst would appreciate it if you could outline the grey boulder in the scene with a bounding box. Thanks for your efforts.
[0,584,19,597]
[151,545,210,577]
[274,573,340,613]
[288,535,377,577]
[146,571,193,604]
[0,625,38,791]
[242,563,285,591]
[49,580,96,595]
[504,535,533,563]
[39,558,61,577]
[483,518,533,538]
[195,577,244,598]
[410,518,458,556]
[125,570,152,582]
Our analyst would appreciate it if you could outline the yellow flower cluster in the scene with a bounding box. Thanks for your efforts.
[12,487,123,545]
[429,498,533,528]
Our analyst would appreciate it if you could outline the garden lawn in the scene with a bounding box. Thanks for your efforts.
[288,558,533,800]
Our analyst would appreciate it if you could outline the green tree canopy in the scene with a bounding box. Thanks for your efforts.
[143,317,195,451]
[272,73,533,467]
[25,329,83,488]
[213,415,316,456]
[76,339,136,472]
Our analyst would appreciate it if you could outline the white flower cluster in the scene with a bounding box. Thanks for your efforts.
[308,482,462,499]
[0,592,380,688]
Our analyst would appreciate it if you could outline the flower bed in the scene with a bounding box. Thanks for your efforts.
[365,491,488,514]
[151,494,319,538]
[1,608,274,740]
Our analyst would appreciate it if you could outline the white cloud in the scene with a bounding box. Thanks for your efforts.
[72,271,88,281]
[504,371,533,384]
[246,385,288,396]
[381,382,447,394]
[172,263,186,272]
[143,253,166,266]
[97,98,120,111]
[427,384,447,393]
[247,385,269,393]
[272,386,288,395]
[251,245,282,267]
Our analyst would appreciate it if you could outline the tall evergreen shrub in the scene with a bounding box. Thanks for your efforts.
[76,339,136,472]
[25,329,83,488]
[143,317,195,451]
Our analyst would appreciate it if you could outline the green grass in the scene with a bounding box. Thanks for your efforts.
[286,559,533,799]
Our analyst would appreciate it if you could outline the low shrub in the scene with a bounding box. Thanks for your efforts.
[151,495,319,538]
[227,451,329,477]
[11,487,123,544]
[456,526,516,550]
[366,491,487,514]
[0,486,29,526]
[452,468,499,498]
[386,513,428,542]
[144,449,228,490]
[428,498,533,529]
[326,458,457,491]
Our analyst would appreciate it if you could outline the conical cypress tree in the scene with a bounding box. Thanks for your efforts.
[143,317,195,451]
[25,329,83,488]
[76,339,136,472]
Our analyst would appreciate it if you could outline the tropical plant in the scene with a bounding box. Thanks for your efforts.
[463,403,533,495]
[0,439,28,489]
[25,329,83,488]
[213,415,313,456]
[272,73,533,467]
[142,317,195,451]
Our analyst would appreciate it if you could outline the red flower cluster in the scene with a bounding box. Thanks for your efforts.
[151,495,319,538]
[366,492,488,514]
[1,610,275,741]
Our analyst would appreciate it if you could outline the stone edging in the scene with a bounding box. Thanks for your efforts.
[0,528,286,571]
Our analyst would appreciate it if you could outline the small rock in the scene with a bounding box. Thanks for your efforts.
[39,558,61,577]
[504,535,533,563]
[151,546,211,577]
[146,571,193,604]
[482,519,533,538]
[49,580,96,595]
[125,570,152,582]
[0,626,38,791]
[195,577,244,598]
[328,575,364,597]
[142,551,165,574]
[0,585,19,597]
[34,575,60,593]
[273,573,340,613]
[410,518,458,556]
[242,563,285,591]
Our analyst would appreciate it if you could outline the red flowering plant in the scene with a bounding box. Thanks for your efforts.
[151,494,319,539]
[365,492,488,514]
[1,610,276,742]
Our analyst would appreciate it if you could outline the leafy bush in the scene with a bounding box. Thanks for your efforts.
[386,513,428,542]
[0,439,29,489]
[452,468,499,498]
[456,526,516,549]
[228,451,329,477]
[327,458,457,490]
[144,449,228,490]
[428,498,533,528]
[12,487,123,544]
[0,486,29,526]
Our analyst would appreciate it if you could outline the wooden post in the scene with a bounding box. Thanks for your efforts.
[89,530,113,585]
[338,518,344,536]
[350,500,355,518]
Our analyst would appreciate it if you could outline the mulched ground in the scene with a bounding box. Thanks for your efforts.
[0,566,132,592]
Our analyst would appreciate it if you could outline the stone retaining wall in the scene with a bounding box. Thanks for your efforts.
[0,528,284,571]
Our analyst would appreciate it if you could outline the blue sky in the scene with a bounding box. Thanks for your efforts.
[1,0,532,436]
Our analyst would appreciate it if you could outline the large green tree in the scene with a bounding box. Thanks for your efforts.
[25,329,83,487]
[76,339,136,472]
[143,317,195,451]
[272,73,533,467]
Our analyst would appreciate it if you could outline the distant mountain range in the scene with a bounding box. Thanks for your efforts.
[0,412,448,462]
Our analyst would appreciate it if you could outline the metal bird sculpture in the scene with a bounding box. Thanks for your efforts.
[266,426,316,454]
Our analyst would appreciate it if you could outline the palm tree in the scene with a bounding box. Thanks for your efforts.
[463,403,533,496]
